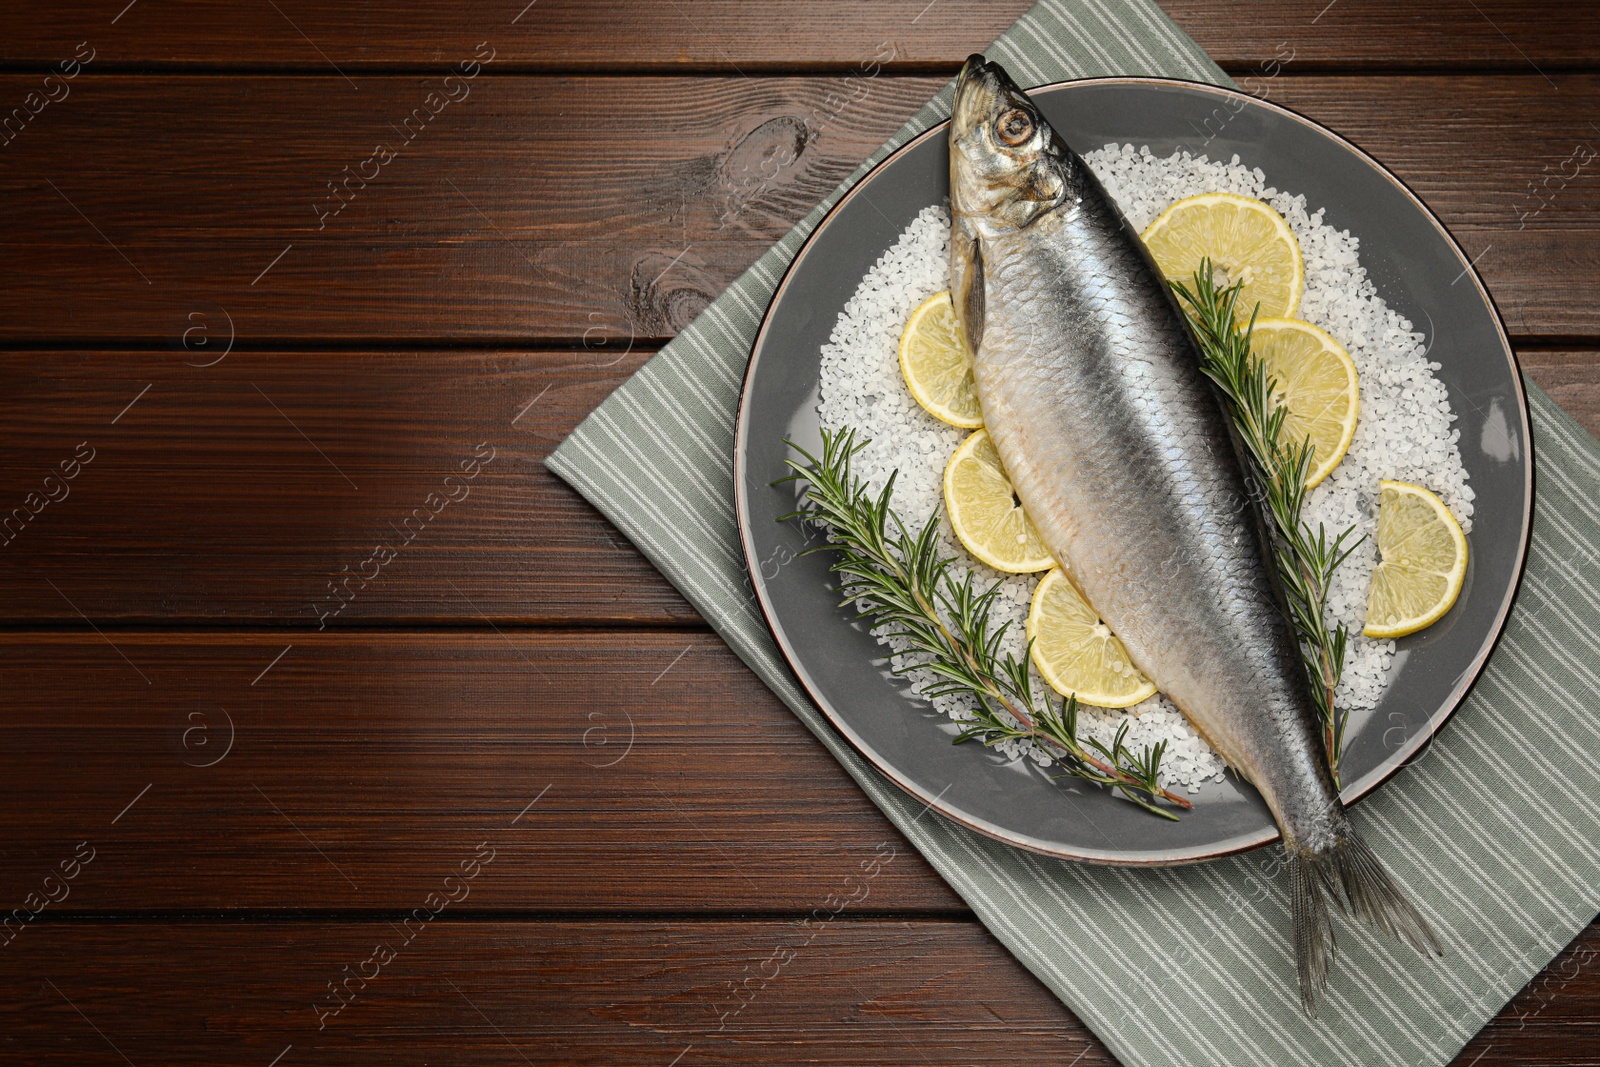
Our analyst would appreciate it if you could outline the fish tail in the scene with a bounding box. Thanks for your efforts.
[1287,827,1442,1017]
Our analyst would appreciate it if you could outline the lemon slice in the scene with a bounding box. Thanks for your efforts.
[899,290,983,429]
[1141,192,1304,321]
[1363,480,1468,639]
[943,429,1053,573]
[1027,568,1157,709]
[1251,317,1360,488]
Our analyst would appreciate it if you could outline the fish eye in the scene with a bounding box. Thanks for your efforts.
[995,109,1033,147]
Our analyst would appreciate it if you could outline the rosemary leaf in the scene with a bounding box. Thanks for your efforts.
[1170,261,1362,786]
[781,428,1191,820]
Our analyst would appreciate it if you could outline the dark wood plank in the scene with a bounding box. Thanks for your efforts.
[0,920,1108,1065]
[0,631,963,911]
[3,918,1599,1065]
[0,1,1029,71]
[0,350,706,626]
[0,348,1588,627]
[1,1,1595,71]
[1164,0,1600,71]
[0,75,1595,345]
[0,73,944,344]
[1519,350,1600,433]
[1455,920,1600,1065]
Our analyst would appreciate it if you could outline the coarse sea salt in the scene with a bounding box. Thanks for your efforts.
[814,145,1473,793]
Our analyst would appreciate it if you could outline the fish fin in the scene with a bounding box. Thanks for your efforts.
[961,240,985,355]
[950,218,984,355]
[1287,829,1442,1017]
[1287,846,1336,1017]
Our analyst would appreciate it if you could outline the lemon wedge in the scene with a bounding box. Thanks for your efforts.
[1363,480,1468,639]
[943,429,1053,573]
[899,290,983,429]
[1141,192,1304,321]
[1251,317,1360,488]
[1027,568,1157,709]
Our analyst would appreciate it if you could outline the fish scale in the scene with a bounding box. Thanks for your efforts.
[983,199,1306,783]
[949,53,1439,1015]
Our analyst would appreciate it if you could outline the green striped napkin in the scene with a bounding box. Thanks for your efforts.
[548,2,1600,1061]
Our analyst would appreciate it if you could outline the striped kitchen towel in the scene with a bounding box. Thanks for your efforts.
[547,1,1600,1062]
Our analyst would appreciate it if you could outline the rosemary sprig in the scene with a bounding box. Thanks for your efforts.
[1171,261,1362,786]
[780,428,1191,819]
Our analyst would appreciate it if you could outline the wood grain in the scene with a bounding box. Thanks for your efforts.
[1518,350,1600,427]
[0,75,1595,344]
[0,350,704,625]
[1164,1,1600,71]
[0,631,962,911]
[1,1,1595,71]
[1464,922,1600,1066]
[0,920,1110,1066]
[2,918,1598,1065]
[0,73,944,345]
[0,349,1590,626]
[0,1,1030,72]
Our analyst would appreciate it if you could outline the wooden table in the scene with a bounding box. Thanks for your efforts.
[1,3,1595,1063]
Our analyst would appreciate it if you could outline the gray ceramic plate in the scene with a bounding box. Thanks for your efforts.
[734,78,1532,865]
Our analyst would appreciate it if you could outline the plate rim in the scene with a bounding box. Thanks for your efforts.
[732,75,1534,866]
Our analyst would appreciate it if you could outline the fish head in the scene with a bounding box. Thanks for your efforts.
[950,54,1069,233]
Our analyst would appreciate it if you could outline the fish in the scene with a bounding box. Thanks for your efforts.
[948,54,1440,1014]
